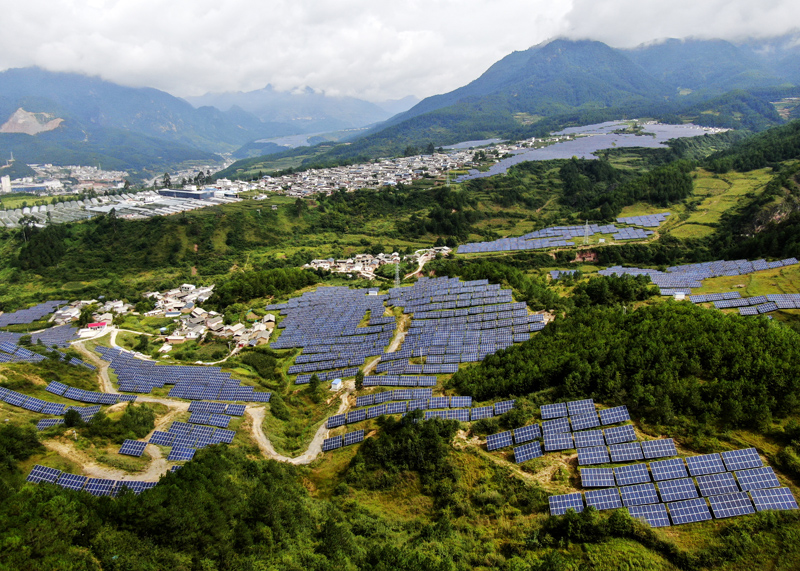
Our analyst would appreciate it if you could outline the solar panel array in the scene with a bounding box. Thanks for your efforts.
[26,465,159,496]
[0,386,101,425]
[458,224,621,254]
[46,382,131,405]
[0,300,66,326]
[616,213,671,227]
[95,346,271,402]
[550,445,796,527]
[148,421,235,450]
[322,429,366,452]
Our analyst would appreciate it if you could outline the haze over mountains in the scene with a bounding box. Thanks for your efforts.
[1,35,798,177]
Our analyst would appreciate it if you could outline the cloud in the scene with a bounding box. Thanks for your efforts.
[0,0,797,101]
[562,0,800,48]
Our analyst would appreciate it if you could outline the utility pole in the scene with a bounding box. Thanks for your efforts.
[583,219,590,245]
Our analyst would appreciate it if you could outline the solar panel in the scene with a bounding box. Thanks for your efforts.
[544,432,574,452]
[470,406,494,421]
[641,439,678,459]
[735,466,781,491]
[615,463,651,486]
[628,503,671,528]
[566,399,595,416]
[620,483,660,506]
[542,417,571,435]
[573,429,605,448]
[168,447,196,461]
[36,418,65,431]
[650,458,689,481]
[721,448,763,471]
[40,402,67,416]
[513,424,541,444]
[450,396,472,408]
[540,402,568,419]
[570,412,600,431]
[85,478,116,496]
[26,464,63,484]
[494,400,515,415]
[322,436,343,451]
[585,488,623,511]
[149,431,175,446]
[708,492,755,518]
[486,431,514,451]
[604,424,637,445]
[343,430,365,446]
[56,473,88,491]
[577,445,610,465]
[609,442,643,463]
[225,404,247,417]
[697,472,740,497]
[115,481,151,495]
[513,441,542,463]
[686,453,726,476]
[118,439,148,457]
[598,405,630,425]
[580,468,615,488]
[327,414,346,428]
[668,497,712,525]
[549,492,584,515]
[750,487,799,511]
[658,478,699,502]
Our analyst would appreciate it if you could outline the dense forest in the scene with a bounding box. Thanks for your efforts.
[451,303,799,430]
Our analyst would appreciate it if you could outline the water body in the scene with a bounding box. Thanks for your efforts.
[455,121,719,182]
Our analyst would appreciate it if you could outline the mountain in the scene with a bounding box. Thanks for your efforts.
[625,38,789,93]
[0,67,308,174]
[386,39,670,128]
[184,85,395,133]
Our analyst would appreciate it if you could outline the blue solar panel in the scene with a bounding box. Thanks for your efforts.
[750,487,799,511]
[56,472,88,491]
[641,439,678,459]
[577,445,610,465]
[85,478,116,496]
[585,488,623,511]
[513,424,541,444]
[620,483,660,506]
[149,431,175,446]
[708,492,755,518]
[580,468,615,488]
[26,464,63,484]
[686,453,726,476]
[650,458,689,481]
[658,478,699,502]
[573,429,605,448]
[570,412,600,431]
[168,447,196,461]
[604,424,637,445]
[542,417,571,435]
[486,431,514,451]
[513,441,542,463]
[322,435,343,451]
[696,472,740,497]
[544,432,574,451]
[549,492,584,515]
[598,405,630,425]
[628,503,670,527]
[609,442,643,463]
[615,463,651,486]
[540,402,568,419]
[668,497,712,525]
[735,466,781,491]
[118,439,147,457]
[567,399,595,416]
[470,406,494,421]
[343,430,365,446]
[721,448,763,471]
[327,414,346,428]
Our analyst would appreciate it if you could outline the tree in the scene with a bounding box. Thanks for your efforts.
[355,370,364,391]
[162,172,171,188]
[309,374,321,402]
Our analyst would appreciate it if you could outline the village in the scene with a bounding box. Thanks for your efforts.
[303,246,451,279]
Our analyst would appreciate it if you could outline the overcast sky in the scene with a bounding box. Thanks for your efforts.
[2,0,798,102]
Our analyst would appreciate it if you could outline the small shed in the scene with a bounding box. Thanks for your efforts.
[330,378,343,391]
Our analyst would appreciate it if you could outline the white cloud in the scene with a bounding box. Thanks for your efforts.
[0,0,797,101]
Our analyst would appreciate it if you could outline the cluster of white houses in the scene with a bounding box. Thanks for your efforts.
[303,247,451,279]
[251,150,477,197]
